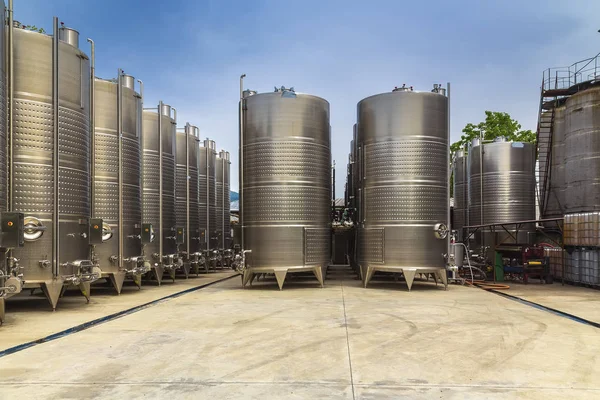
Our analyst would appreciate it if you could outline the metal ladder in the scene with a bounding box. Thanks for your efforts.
[535,82,555,218]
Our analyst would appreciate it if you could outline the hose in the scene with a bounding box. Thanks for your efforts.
[458,242,510,290]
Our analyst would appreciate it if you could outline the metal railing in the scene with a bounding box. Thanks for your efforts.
[542,52,600,92]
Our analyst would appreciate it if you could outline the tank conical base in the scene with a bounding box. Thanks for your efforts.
[107,272,127,294]
[42,280,65,311]
[242,265,325,290]
[363,265,448,291]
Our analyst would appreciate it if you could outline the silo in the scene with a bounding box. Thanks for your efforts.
[564,86,600,214]
[240,87,331,290]
[142,103,178,284]
[175,124,202,276]
[468,138,536,251]
[9,22,98,309]
[357,85,449,291]
[453,150,468,240]
[199,139,218,268]
[544,104,566,219]
[0,0,8,324]
[216,150,231,263]
[92,73,147,293]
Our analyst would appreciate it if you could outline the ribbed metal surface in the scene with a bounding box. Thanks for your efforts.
[453,151,468,239]
[0,2,6,214]
[544,105,566,219]
[242,91,331,269]
[356,90,448,269]
[175,127,200,254]
[468,140,536,246]
[11,28,91,279]
[203,140,218,249]
[216,152,231,249]
[198,145,208,249]
[142,109,177,258]
[92,78,142,269]
[565,87,600,213]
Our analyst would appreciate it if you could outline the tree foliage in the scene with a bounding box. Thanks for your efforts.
[450,111,535,154]
[25,25,46,34]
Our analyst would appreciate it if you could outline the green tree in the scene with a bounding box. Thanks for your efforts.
[450,111,535,197]
[451,111,535,155]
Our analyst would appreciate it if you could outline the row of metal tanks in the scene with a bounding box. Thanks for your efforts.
[0,8,231,324]
[452,138,537,251]
[343,84,452,290]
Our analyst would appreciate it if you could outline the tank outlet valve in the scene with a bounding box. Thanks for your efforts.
[109,255,118,264]
[433,223,449,239]
[39,260,51,269]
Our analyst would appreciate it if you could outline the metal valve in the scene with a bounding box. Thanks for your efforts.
[433,223,449,240]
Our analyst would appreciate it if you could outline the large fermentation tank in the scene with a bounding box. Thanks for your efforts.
[356,85,449,290]
[564,87,600,214]
[175,124,201,275]
[240,87,331,289]
[216,150,231,250]
[453,150,468,240]
[544,105,566,219]
[92,75,143,292]
[142,104,177,283]
[10,23,96,309]
[468,138,536,249]
[206,139,218,250]
[0,1,6,215]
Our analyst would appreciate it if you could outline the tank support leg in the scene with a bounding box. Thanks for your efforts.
[42,280,64,311]
[132,273,142,289]
[79,282,91,303]
[364,266,375,288]
[0,298,5,325]
[438,270,448,290]
[403,269,417,292]
[274,270,287,291]
[242,270,253,287]
[108,272,126,294]
[313,266,324,288]
[153,266,164,286]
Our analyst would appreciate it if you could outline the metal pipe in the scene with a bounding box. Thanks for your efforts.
[7,0,13,211]
[158,101,163,264]
[87,39,95,217]
[52,17,60,277]
[206,138,210,251]
[446,82,451,260]
[117,69,124,269]
[239,74,246,250]
[185,123,190,257]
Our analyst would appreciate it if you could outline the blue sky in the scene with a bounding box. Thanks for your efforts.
[18,0,600,196]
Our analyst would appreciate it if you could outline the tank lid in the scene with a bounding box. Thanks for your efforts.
[204,139,216,151]
[493,136,507,143]
[189,125,200,138]
[59,24,79,48]
[392,84,413,92]
[431,83,447,96]
[219,150,230,161]
[122,74,135,90]
[455,149,465,158]
[471,138,481,147]
[161,104,172,118]
[242,89,257,98]
[274,86,297,98]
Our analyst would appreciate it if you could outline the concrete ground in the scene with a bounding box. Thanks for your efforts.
[0,266,599,399]
[1,271,236,350]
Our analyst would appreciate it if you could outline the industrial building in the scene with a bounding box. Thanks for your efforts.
[1,0,600,398]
